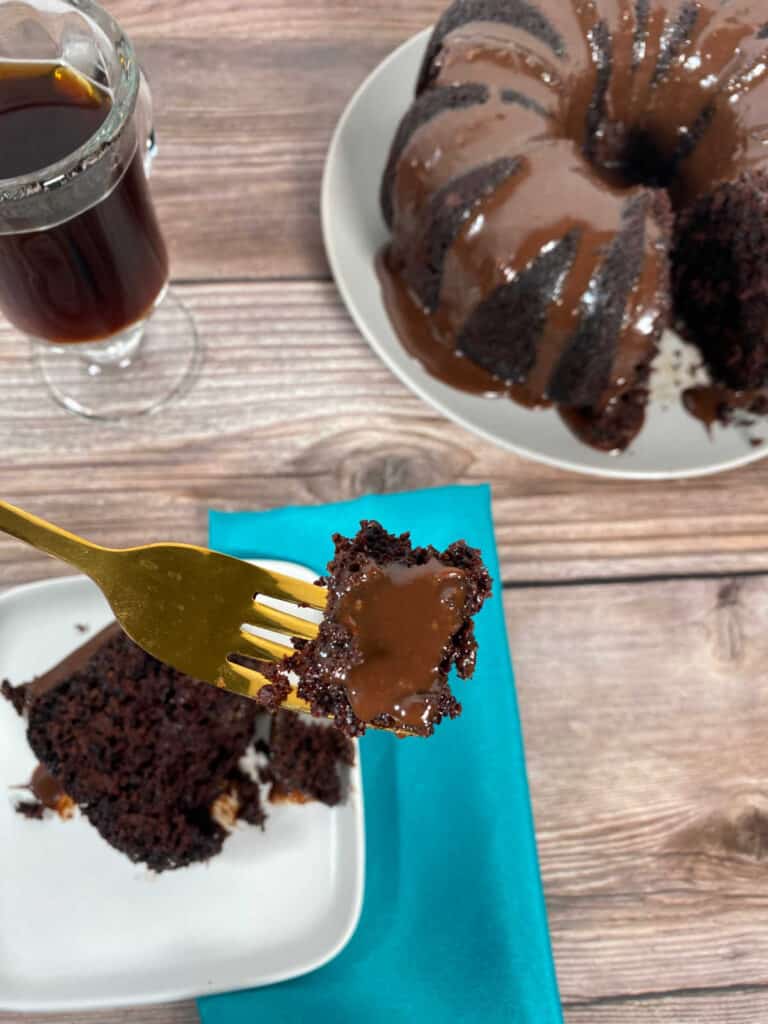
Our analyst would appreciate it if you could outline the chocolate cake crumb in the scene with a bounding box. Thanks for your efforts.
[1,679,25,717]
[259,521,491,737]
[262,712,354,806]
[232,770,267,826]
[15,801,44,820]
[673,171,768,391]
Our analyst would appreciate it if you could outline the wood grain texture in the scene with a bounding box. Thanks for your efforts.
[565,989,768,1022]
[508,575,768,1009]
[113,1,437,40]
[0,1006,197,1024]
[3,282,768,588]
[105,0,442,281]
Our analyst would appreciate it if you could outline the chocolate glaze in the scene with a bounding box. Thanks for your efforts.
[380,0,768,450]
[334,558,468,732]
[26,622,122,701]
[6,625,120,820]
[377,248,518,398]
[683,385,768,434]
[682,385,727,431]
[10,764,73,818]
[28,764,73,817]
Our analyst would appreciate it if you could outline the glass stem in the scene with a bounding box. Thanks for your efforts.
[76,319,148,369]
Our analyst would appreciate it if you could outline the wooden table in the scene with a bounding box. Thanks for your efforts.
[3,2,768,1021]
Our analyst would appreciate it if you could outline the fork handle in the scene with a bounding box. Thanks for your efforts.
[0,500,108,579]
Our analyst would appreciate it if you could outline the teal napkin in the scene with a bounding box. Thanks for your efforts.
[201,485,562,1024]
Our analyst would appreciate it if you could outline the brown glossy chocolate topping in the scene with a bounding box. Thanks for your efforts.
[334,558,468,732]
[683,384,768,433]
[29,764,71,814]
[682,384,727,431]
[377,248,517,398]
[11,764,74,819]
[381,0,768,449]
[26,623,122,700]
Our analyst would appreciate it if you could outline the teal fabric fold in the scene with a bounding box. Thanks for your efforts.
[200,485,561,1023]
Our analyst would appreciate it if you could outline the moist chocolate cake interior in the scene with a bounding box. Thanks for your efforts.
[255,521,491,737]
[3,624,354,871]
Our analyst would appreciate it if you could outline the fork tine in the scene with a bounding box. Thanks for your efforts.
[215,661,270,699]
[257,570,327,611]
[225,659,313,714]
[250,601,319,641]
[237,630,294,663]
[220,658,411,731]
[279,689,314,714]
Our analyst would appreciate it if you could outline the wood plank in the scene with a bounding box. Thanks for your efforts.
[3,282,768,586]
[0,1005,197,1024]
[507,575,768,1004]
[565,989,768,1022]
[102,0,442,280]
[6,989,768,1024]
[113,1,437,40]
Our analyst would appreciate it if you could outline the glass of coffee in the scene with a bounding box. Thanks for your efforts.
[0,0,199,420]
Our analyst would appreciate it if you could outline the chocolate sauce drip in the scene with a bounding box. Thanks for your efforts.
[458,228,580,383]
[683,384,768,433]
[334,559,468,732]
[682,385,728,430]
[500,88,550,118]
[672,103,716,168]
[633,0,651,68]
[29,764,69,812]
[380,83,489,227]
[9,764,73,820]
[550,194,649,407]
[417,0,566,93]
[418,157,521,311]
[652,2,700,85]
[585,20,613,164]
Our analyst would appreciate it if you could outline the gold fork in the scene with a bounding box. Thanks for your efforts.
[0,499,324,712]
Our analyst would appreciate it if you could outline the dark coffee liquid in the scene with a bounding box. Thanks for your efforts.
[0,62,168,343]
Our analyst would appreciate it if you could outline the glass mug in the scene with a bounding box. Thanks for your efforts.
[0,0,199,419]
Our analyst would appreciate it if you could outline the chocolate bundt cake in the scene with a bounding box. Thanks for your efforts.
[380,0,768,450]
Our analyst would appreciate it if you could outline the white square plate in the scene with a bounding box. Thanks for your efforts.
[0,563,365,1012]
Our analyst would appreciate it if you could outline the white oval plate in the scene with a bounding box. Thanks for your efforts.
[0,567,364,1012]
[322,29,768,480]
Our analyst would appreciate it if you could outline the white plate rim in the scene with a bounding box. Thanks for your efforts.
[0,571,365,1012]
[321,27,768,481]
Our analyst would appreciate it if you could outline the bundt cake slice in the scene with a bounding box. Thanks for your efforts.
[3,624,265,872]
